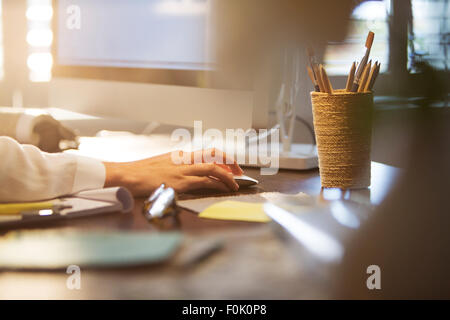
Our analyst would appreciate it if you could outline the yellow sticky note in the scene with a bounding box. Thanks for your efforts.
[199,200,270,223]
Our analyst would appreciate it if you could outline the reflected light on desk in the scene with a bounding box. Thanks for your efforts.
[264,202,344,263]
[329,201,361,229]
[319,162,400,206]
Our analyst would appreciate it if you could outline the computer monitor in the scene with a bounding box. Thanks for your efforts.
[49,0,264,130]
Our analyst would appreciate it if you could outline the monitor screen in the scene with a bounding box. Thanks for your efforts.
[53,0,213,85]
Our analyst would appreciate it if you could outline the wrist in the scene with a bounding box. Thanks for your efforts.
[103,162,125,188]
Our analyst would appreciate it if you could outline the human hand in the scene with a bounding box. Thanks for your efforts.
[104,148,243,196]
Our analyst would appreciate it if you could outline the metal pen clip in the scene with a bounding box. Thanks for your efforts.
[142,184,179,222]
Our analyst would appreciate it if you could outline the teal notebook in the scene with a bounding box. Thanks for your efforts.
[0,230,182,269]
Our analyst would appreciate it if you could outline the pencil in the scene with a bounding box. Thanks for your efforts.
[368,62,380,90]
[314,64,325,92]
[320,65,333,94]
[345,61,356,91]
[307,66,320,92]
[364,61,377,92]
[358,60,371,92]
[324,65,334,93]
[306,47,320,92]
[351,31,375,92]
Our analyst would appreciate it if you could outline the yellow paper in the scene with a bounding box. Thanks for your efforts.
[199,200,270,223]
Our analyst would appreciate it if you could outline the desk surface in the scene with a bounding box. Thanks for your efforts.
[0,162,398,299]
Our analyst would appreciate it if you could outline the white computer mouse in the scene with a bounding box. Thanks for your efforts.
[233,175,259,188]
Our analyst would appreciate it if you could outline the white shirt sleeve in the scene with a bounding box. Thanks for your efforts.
[0,136,105,202]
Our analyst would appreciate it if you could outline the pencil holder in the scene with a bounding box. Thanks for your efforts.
[311,89,373,189]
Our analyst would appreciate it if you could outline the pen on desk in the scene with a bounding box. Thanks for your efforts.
[351,31,374,92]
[177,238,224,269]
[307,47,320,92]
[358,60,371,92]
[0,201,58,215]
[345,61,356,92]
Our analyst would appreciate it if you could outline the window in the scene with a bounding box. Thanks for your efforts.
[409,0,449,72]
[324,0,390,75]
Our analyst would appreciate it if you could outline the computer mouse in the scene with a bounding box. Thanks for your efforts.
[233,175,259,188]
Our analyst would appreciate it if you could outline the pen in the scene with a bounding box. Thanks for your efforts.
[0,201,70,216]
[177,238,224,269]
[351,31,374,92]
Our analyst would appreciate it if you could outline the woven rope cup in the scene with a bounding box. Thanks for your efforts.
[311,89,373,189]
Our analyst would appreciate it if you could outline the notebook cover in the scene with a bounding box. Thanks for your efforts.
[0,230,182,269]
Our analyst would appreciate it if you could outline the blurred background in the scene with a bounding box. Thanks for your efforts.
[0,0,447,167]
[0,0,448,299]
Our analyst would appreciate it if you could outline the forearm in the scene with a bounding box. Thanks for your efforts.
[0,136,105,202]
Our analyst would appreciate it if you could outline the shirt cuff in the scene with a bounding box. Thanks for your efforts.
[15,112,39,144]
[72,155,106,193]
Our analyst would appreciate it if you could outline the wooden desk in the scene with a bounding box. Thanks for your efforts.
[0,162,398,299]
